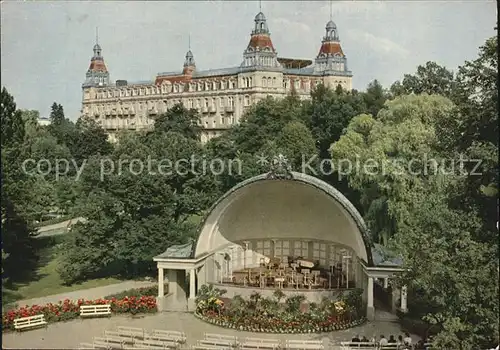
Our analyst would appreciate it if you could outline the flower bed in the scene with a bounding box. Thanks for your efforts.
[194,309,366,333]
[2,295,157,332]
[194,285,366,334]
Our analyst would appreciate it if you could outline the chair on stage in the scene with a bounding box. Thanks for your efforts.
[311,270,321,288]
[274,276,285,289]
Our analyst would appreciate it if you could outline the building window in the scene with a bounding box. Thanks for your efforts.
[212,119,216,127]
[294,241,308,258]
[221,116,225,124]
[274,240,290,258]
[272,77,276,87]
[244,95,250,106]
[313,242,327,266]
[255,240,271,258]
[229,96,234,107]
[204,98,209,108]
[263,77,267,87]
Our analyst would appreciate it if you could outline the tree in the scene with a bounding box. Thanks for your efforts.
[58,121,219,283]
[47,102,77,147]
[275,121,316,171]
[362,79,388,117]
[1,87,25,147]
[71,117,113,162]
[396,191,499,349]
[154,103,201,140]
[303,84,366,159]
[331,92,499,347]
[330,94,455,244]
[449,37,498,242]
[0,88,37,282]
[390,61,456,98]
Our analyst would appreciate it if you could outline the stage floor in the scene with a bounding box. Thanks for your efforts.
[211,282,356,303]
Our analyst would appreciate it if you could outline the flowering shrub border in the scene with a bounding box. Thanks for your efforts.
[194,309,366,333]
[2,295,157,332]
[194,285,366,334]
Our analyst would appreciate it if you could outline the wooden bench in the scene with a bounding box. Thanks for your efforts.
[80,304,112,318]
[193,342,232,350]
[132,340,166,350]
[79,342,95,349]
[104,330,137,344]
[92,337,112,349]
[94,336,122,349]
[117,326,146,340]
[13,314,47,331]
[380,345,399,350]
[285,340,324,350]
[240,337,281,350]
[204,333,239,347]
[150,329,187,344]
[340,342,377,350]
[198,339,234,348]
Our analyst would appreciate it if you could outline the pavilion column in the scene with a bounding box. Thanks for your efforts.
[189,269,196,299]
[400,285,408,313]
[384,277,389,289]
[158,267,164,297]
[187,268,197,312]
[366,276,375,321]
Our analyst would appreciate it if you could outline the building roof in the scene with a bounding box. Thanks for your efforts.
[318,42,345,57]
[248,34,275,50]
[155,240,194,259]
[371,243,404,267]
[89,57,108,72]
[278,58,313,69]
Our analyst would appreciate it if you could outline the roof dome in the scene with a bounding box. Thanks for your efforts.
[326,20,336,30]
[255,12,266,21]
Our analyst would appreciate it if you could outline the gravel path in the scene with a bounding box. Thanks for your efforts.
[36,217,86,237]
[14,280,156,307]
[2,311,419,349]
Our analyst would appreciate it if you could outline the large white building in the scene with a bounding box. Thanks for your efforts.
[80,11,352,143]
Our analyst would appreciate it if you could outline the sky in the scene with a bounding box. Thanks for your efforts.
[1,1,496,120]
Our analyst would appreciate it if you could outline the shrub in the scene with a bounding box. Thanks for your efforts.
[104,285,165,300]
[2,292,157,331]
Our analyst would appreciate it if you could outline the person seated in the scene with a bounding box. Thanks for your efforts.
[403,332,412,346]
[379,335,388,346]
[361,336,369,343]
[414,340,426,349]
[388,335,396,343]
[351,335,361,343]
[397,335,404,346]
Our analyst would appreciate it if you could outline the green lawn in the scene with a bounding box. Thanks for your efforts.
[2,235,121,307]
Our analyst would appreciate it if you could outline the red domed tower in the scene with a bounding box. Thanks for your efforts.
[182,49,196,75]
[240,11,280,69]
[83,29,110,87]
[314,20,350,75]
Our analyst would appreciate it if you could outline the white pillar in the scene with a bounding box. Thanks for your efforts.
[384,277,389,289]
[189,268,196,299]
[366,276,375,321]
[400,285,408,312]
[158,267,164,297]
[367,277,374,308]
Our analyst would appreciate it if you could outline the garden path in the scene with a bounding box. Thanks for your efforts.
[3,310,420,349]
[14,280,156,307]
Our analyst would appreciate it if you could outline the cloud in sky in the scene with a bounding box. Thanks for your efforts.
[0,1,496,119]
[349,30,409,58]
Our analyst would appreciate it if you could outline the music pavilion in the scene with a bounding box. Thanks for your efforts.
[153,166,408,320]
